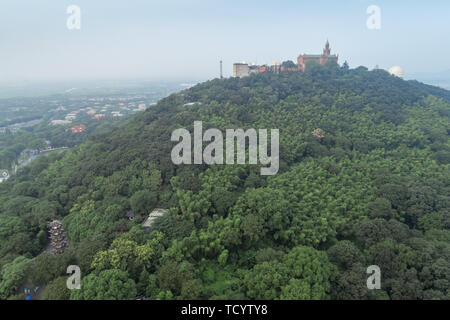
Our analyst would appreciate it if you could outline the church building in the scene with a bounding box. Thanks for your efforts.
[297,40,339,72]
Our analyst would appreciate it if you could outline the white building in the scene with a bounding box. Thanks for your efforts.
[389,66,404,79]
[51,120,72,126]
[233,62,250,78]
[111,111,123,117]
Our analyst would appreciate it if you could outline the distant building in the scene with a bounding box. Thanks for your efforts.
[389,66,404,78]
[258,65,268,73]
[94,114,105,119]
[233,63,250,78]
[111,111,123,117]
[70,125,87,133]
[297,40,338,71]
[270,60,281,73]
[233,40,339,77]
[44,140,52,150]
[51,120,72,126]
[233,62,265,78]
[65,114,77,121]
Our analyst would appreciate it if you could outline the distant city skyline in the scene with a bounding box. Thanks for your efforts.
[1,0,450,82]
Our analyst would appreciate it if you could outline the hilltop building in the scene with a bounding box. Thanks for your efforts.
[233,63,250,78]
[233,61,281,78]
[233,41,339,77]
[297,40,338,72]
[389,66,404,78]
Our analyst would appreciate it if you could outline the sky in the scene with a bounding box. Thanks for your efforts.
[1,0,449,83]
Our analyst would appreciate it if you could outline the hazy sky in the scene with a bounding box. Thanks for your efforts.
[1,0,449,82]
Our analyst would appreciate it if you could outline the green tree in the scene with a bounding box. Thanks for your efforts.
[70,269,137,300]
[0,256,33,299]
[130,190,158,215]
[42,276,71,300]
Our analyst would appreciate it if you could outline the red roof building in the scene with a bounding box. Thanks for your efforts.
[70,125,87,133]
[297,40,338,72]
[94,114,105,119]
[258,66,268,73]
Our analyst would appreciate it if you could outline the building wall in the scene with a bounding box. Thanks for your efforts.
[233,63,250,78]
[258,66,268,73]
[297,55,338,72]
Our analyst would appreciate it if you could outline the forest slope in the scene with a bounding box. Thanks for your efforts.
[1,62,449,300]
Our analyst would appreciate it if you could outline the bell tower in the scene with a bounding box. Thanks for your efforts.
[323,40,331,56]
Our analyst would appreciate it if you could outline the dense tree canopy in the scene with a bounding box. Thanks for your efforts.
[0,63,449,300]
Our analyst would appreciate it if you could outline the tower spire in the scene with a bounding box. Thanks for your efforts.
[323,39,331,56]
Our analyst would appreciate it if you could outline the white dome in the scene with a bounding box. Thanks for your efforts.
[389,66,404,78]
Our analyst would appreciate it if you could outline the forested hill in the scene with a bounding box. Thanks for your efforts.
[0,62,449,300]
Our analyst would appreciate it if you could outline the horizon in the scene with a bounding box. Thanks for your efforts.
[0,66,449,100]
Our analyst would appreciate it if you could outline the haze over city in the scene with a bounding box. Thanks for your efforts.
[1,0,449,83]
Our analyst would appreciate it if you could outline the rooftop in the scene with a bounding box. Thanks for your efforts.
[142,208,168,228]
